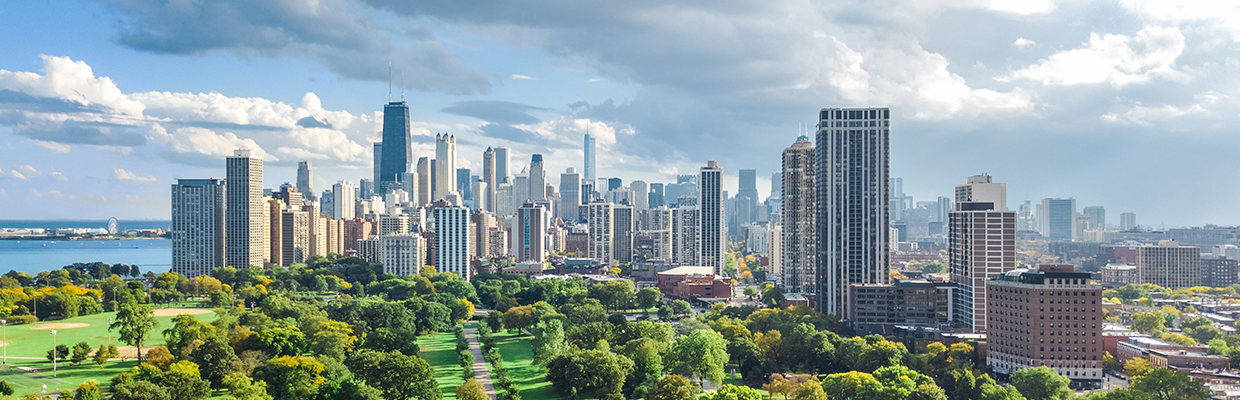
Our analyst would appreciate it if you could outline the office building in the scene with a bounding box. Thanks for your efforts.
[282,209,311,265]
[332,180,356,220]
[381,233,425,277]
[434,134,457,201]
[529,154,546,201]
[560,168,581,222]
[1039,198,1077,241]
[985,265,1102,385]
[266,198,284,266]
[954,174,1006,211]
[817,108,890,317]
[415,157,431,207]
[379,101,411,192]
[583,133,596,181]
[587,201,614,264]
[472,211,495,260]
[700,161,724,273]
[472,181,488,212]
[1082,206,1105,230]
[630,180,649,211]
[1017,201,1035,232]
[781,134,817,293]
[226,149,265,269]
[371,143,382,196]
[1136,240,1200,289]
[649,183,665,208]
[171,179,226,277]
[482,147,498,212]
[495,183,515,217]
[614,204,635,263]
[1201,256,1238,287]
[359,178,375,199]
[849,281,953,334]
[1120,212,1137,231]
[433,203,472,281]
[494,147,510,183]
[296,161,313,201]
[516,202,548,262]
[672,204,700,265]
[949,201,1017,332]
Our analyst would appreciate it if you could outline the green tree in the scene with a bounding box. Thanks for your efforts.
[247,326,307,357]
[112,302,159,360]
[821,371,883,400]
[92,343,118,368]
[530,319,569,366]
[163,314,216,356]
[0,380,12,396]
[73,380,102,400]
[154,361,211,400]
[307,319,357,360]
[314,379,382,400]
[71,341,93,365]
[671,300,692,319]
[546,347,634,399]
[979,383,1028,400]
[111,381,170,400]
[635,287,661,310]
[700,384,762,400]
[361,328,420,357]
[1125,358,1152,377]
[254,356,326,400]
[455,379,488,400]
[922,262,946,274]
[743,286,757,299]
[1130,368,1209,400]
[188,338,241,389]
[345,350,441,400]
[792,382,829,400]
[47,344,69,362]
[1131,312,1165,335]
[667,329,729,386]
[223,373,274,400]
[1011,366,1073,400]
[647,375,694,400]
[500,305,537,333]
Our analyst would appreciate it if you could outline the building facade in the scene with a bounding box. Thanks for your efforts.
[588,201,614,264]
[1136,240,1200,289]
[381,233,426,277]
[433,204,472,281]
[171,179,226,277]
[782,135,816,294]
[613,204,635,263]
[699,161,724,273]
[985,265,1103,385]
[379,101,411,193]
[1202,256,1239,287]
[1039,198,1076,241]
[434,134,457,202]
[516,202,548,262]
[226,149,265,269]
[949,201,1017,332]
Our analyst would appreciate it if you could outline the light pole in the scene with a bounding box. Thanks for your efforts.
[1,319,6,366]
[50,329,57,377]
[107,318,113,345]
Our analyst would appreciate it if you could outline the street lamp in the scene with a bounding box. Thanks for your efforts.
[50,329,57,377]
[1,319,6,366]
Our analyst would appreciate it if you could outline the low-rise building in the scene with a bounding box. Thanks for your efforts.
[1099,264,1138,287]
[849,280,955,335]
[657,266,730,299]
[503,261,551,275]
[1149,348,1228,370]
[1202,256,1239,288]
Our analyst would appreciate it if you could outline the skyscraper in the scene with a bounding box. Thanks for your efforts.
[516,201,548,262]
[1039,198,1076,240]
[1120,212,1137,231]
[416,157,431,206]
[433,203,472,281]
[614,204,635,263]
[482,148,498,212]
[583,132,596,182]
[672,204,700,265]
[456,168,472,202]
[782,135,816,294]
[1137,240,1200,289]
[817,107,890,318]
[559,168,581,222]
[372,143,382,196]
[630,180,649,211]
[494,147,510,183]
[587,200,613,264]
[699,161,724,273]
[379,101,411,193]
[649,183,665,208]
[434,134,457,202]
[948,201,1016,332]
[297,161,313,201]
[171,178,225,277]
[332,180,356,220]
[954,174,1006,211]
[1082,206,1105,230]
[226,149,265,269]
[738,169,758,204]
[529,154,546,201]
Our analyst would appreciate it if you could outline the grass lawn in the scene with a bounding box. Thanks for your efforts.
[419,330,466,400]
[491,331,564,400]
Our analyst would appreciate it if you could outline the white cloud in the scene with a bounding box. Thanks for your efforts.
[1003,26,1187,87]
[513,117,631,148]
[0,55,145,116]
[9,170,26,180]
[983,0,1054,15]
[147,125,279,161]
[33,140,71,154]
[9,165,41,180]
[277,147,330,160]
[51,171,67,181]
[1120,0,1240,41]
[1013,38,1036,48]
[587,78,603,83]
[511,74,534,80]
[1101,92,1219,126]
[0,189,6,197]
[113,168,157,183]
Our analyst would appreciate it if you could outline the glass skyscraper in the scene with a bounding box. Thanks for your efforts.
[379,101,411,194]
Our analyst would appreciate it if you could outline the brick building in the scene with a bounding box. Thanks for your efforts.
[657,266,731,299]
[1099,264,1138,287]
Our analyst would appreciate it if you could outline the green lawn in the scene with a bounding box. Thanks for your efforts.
[419,330,466,400]
[490,331,564,400]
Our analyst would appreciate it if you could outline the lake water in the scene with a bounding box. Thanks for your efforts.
[0,238,171,275]
[0,220,170,231]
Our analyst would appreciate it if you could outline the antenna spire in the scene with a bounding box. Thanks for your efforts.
[401,68,405,101]
[388,62,392,102]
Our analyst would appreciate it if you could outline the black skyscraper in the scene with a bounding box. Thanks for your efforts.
[379,101,411,193]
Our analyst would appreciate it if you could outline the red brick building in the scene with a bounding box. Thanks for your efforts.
[986,265,1103,386]
[657,266,731,300]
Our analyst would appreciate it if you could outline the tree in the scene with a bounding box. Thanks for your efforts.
[188,338,241,389]
[1160,332,1197,347]
[307,319,357,360]
[223,373,273,400]
[1130,368,1209,400]
[546,348,634,399]
[247,326,307,357]
[112,302,159,360]
[0,381,12,396]
[635,287,660,310]
[71,341,93,365]
[700,384,762,400]
[500,305,537,333]
[112,382,171,400]
[922,262,946,274]
[47,344,69,362]
[792,383,829,400]
[821,371,883,400]
[255,356,326,400]
[1011,366,1073,400]
[1131,312,1166,335]
[647,375,694,400]
[361,328,420,357]
[743,286,756,299]
[667,329,729,386]
[1125,357,1152,377]
[455,379,488,400]
[345,350,441,400]
[93,343,119,368]
[163,314,216,356]
[155,361,211,400]
[671,300,692,319]
[73,380,102,400]
[530,319,568,366]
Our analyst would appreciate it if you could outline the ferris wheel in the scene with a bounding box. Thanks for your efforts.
[107,217,119,235]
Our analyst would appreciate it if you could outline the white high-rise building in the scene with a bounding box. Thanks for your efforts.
[817,107,890,318]
[433,204,472,281]
[672,204,700,265]
[472,181,488,213]
[630,180,649,211]
[587,201,614,264]
[699,161,724,274]
[529,154,546,202]
[416,157,431,207]
[583,133,596,181]
[1039,198,1077,240]
[434,134,457,201]
[1120,212,1137,231]
[332,180,356,220]
[381,233,426,277]
[171,179,226,277]
[482,148,498,212]
[226,149,265,269]
[954,174,1007,211]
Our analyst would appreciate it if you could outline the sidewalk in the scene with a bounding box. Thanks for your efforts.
[463,328,496,399]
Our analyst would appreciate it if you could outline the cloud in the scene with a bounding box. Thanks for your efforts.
[51,171,67,181]
[0,55,145,116]
[1003,26,1188,87]
[277,147,330,160]
[9,164,42,180]
[442,101,550,125]
[9,170,28,180]
[113,168,157,182]
[105,0,491,95]
[1120,0,1240,41]
[33,140,71,153]
[982,0,1054,15]
[1013,38,1036,48]
[511,74,534,80]
[1101,92,1219,126]
[587,78,603,83]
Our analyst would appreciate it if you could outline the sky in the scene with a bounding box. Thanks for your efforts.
[0,0,1238,227]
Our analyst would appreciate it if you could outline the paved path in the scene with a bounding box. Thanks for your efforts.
[464,328,496,399]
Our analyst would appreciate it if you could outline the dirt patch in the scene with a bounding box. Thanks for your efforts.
[29,322,89,330]
[152,308,213,317]
[0,341,8,347]
[115,346,159,359]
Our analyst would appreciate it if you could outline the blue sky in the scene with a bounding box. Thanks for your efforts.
[1,0,1239,226]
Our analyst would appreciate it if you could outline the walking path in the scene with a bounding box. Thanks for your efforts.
[464,328,496,399]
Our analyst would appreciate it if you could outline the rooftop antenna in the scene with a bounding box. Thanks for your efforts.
[388,62,392,103]
[401,68,405,101]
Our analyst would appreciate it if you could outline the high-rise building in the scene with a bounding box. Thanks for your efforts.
[372,143,382,196]
[560,168,581,222]
[381,234,425,277]
[359,178,375,199]
[226,149,265,269]
[1017,201,1035,232]
[817,107,890,318]
[782,135,816,294]
[282,209,311,265]
[1039,198,1077,241]
[1120,212,1137,231]
[472,211,495,260]
[1137,240,1200,289]
[770,172,781,199]
[648,206,674,261]
[613,204,634,263]
[948,201,1017,332]
[456,168,472,202]
[416,157,431,207]
[768,225,782,275]
[587,201,613,264]
[890,177,906,222]
[494,147,510,183]
[332,180,356,220]
[630,180,649,211]
[513,172,530,208]
[649,183,665,208]
[399,172,418,206]
[954,174,1006,211]
[1202,256,1238,288]
[379,101,411,193]
[738,169,758,204]
[1082,206,1105,230]
[985,265,1102,382]
[482,148,498,212]
[529,154,546,202]
[516,202,548,262]
[699,161,724,274]
[672,204,700,265]
[583,133,596,181]
[297,161,313,201]
[495,183,515,217]
[434,134,457,201]
[433,203,472,281]
[171,179,225,277]
[267,198,284,266]
[472,181,488,213]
